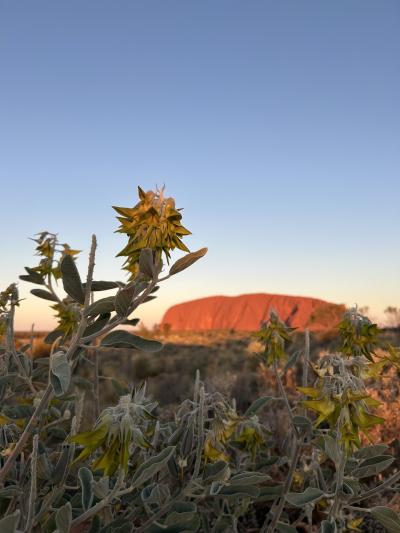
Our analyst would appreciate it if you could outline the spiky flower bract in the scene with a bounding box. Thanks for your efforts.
[114,186,191,278]
[254,311,295,366]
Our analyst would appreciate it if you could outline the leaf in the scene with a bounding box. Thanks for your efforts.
[371,506,400,533]
[245,396,273,416]
[292,416,312,430]
[78,467,94,511]
[50,351,71,397]
[20,267,45,285]
[60,255,85,305]
[139,248,156,278]
[31,289,58,302]
[284,350,300,372]
[169,248,208,276]
[321,519,337,533]
[230,471,271,485]
[83,281,119,291]
[352,455,394,478]
[216,484,260,499]
[323,435,340,464]
[256,485,284,502]
[0,511,20,533]
[100,330,163,352]
[82,314,110,338]
[3,404,34,418]
[84,296,116,317]
[354,444,389,460]
[285,487,324,507]
[44,329,64,344]
[51,446,71,485]
[131,446,176,488]
[0,486,22,499]
[55,502,72,533]
[115,286,136,317]
[203,461,230,482]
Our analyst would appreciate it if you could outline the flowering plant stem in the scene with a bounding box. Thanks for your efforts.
[261,359,302,533]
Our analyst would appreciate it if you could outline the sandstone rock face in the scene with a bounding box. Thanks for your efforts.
[161,293,345,332]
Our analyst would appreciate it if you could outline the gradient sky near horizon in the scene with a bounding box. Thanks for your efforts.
[1,1,399,330]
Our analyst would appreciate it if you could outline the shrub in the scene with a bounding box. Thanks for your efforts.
[0,186,399,532]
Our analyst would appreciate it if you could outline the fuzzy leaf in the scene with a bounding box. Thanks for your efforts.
[131,446,176,487]
[115,286,136,317]
[371,506,400,533]
[352,455,394,478]
[230,471,271,485]
[31,289,58,302]
[323,435,340,464]
[50,351,71,397]
[285,487,324,507]
[0,510,20,532]
[51,446,71,485]
[354,444,389,460]
[216,484,260,499]
[83,281,119,291]
[245,396,273,416]
[85,296,116,317]
[55,502,72,533]
[61,255,85,304]
[44,329,64,344]
[169,248,207,276]
[78,467,94,511]
[203,461,230,482]
[100,330,163,352]
[20,267,45,285]
[82,314,110,338]
[321,519,337,533]
[292,416,312,430]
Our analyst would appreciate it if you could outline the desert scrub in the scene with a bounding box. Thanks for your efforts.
[0,186,270,533]
[254,309,400,533]
[0,186,400,532]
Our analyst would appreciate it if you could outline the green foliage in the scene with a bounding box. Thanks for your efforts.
[0,186,398,532]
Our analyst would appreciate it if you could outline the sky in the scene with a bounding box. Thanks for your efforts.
[0,1,399,330]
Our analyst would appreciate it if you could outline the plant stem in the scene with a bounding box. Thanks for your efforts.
[263,439,301,533]
[348,469,400,505]
[0,236,97,485]
[261,359,302,533]
[93,346,100,420]
[70,469,125,529]
[24,433,39,533]
[7,297,37,395]
[273,358,299,438]
[328,448,346,522]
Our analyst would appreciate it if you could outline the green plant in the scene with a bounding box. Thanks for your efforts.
[0,186,270,533]
[255,309,400,533]
[0,186,399,533]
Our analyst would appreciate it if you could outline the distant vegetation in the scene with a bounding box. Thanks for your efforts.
[0,186,400,532]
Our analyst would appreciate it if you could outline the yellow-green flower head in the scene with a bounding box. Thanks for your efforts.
[299,354,384,453]
[113,186,191,278]
[235,419,265,459]
[254,311,295,366]
[339,308,380,361]
[51,299,80,338]
[71,386,157,475]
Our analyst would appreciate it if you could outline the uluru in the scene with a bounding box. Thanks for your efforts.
[161,293,345,332]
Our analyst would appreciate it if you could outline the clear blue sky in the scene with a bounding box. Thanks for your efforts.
[1,1,399,329]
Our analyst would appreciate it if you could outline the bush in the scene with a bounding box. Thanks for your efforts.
[0,186,399,532]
